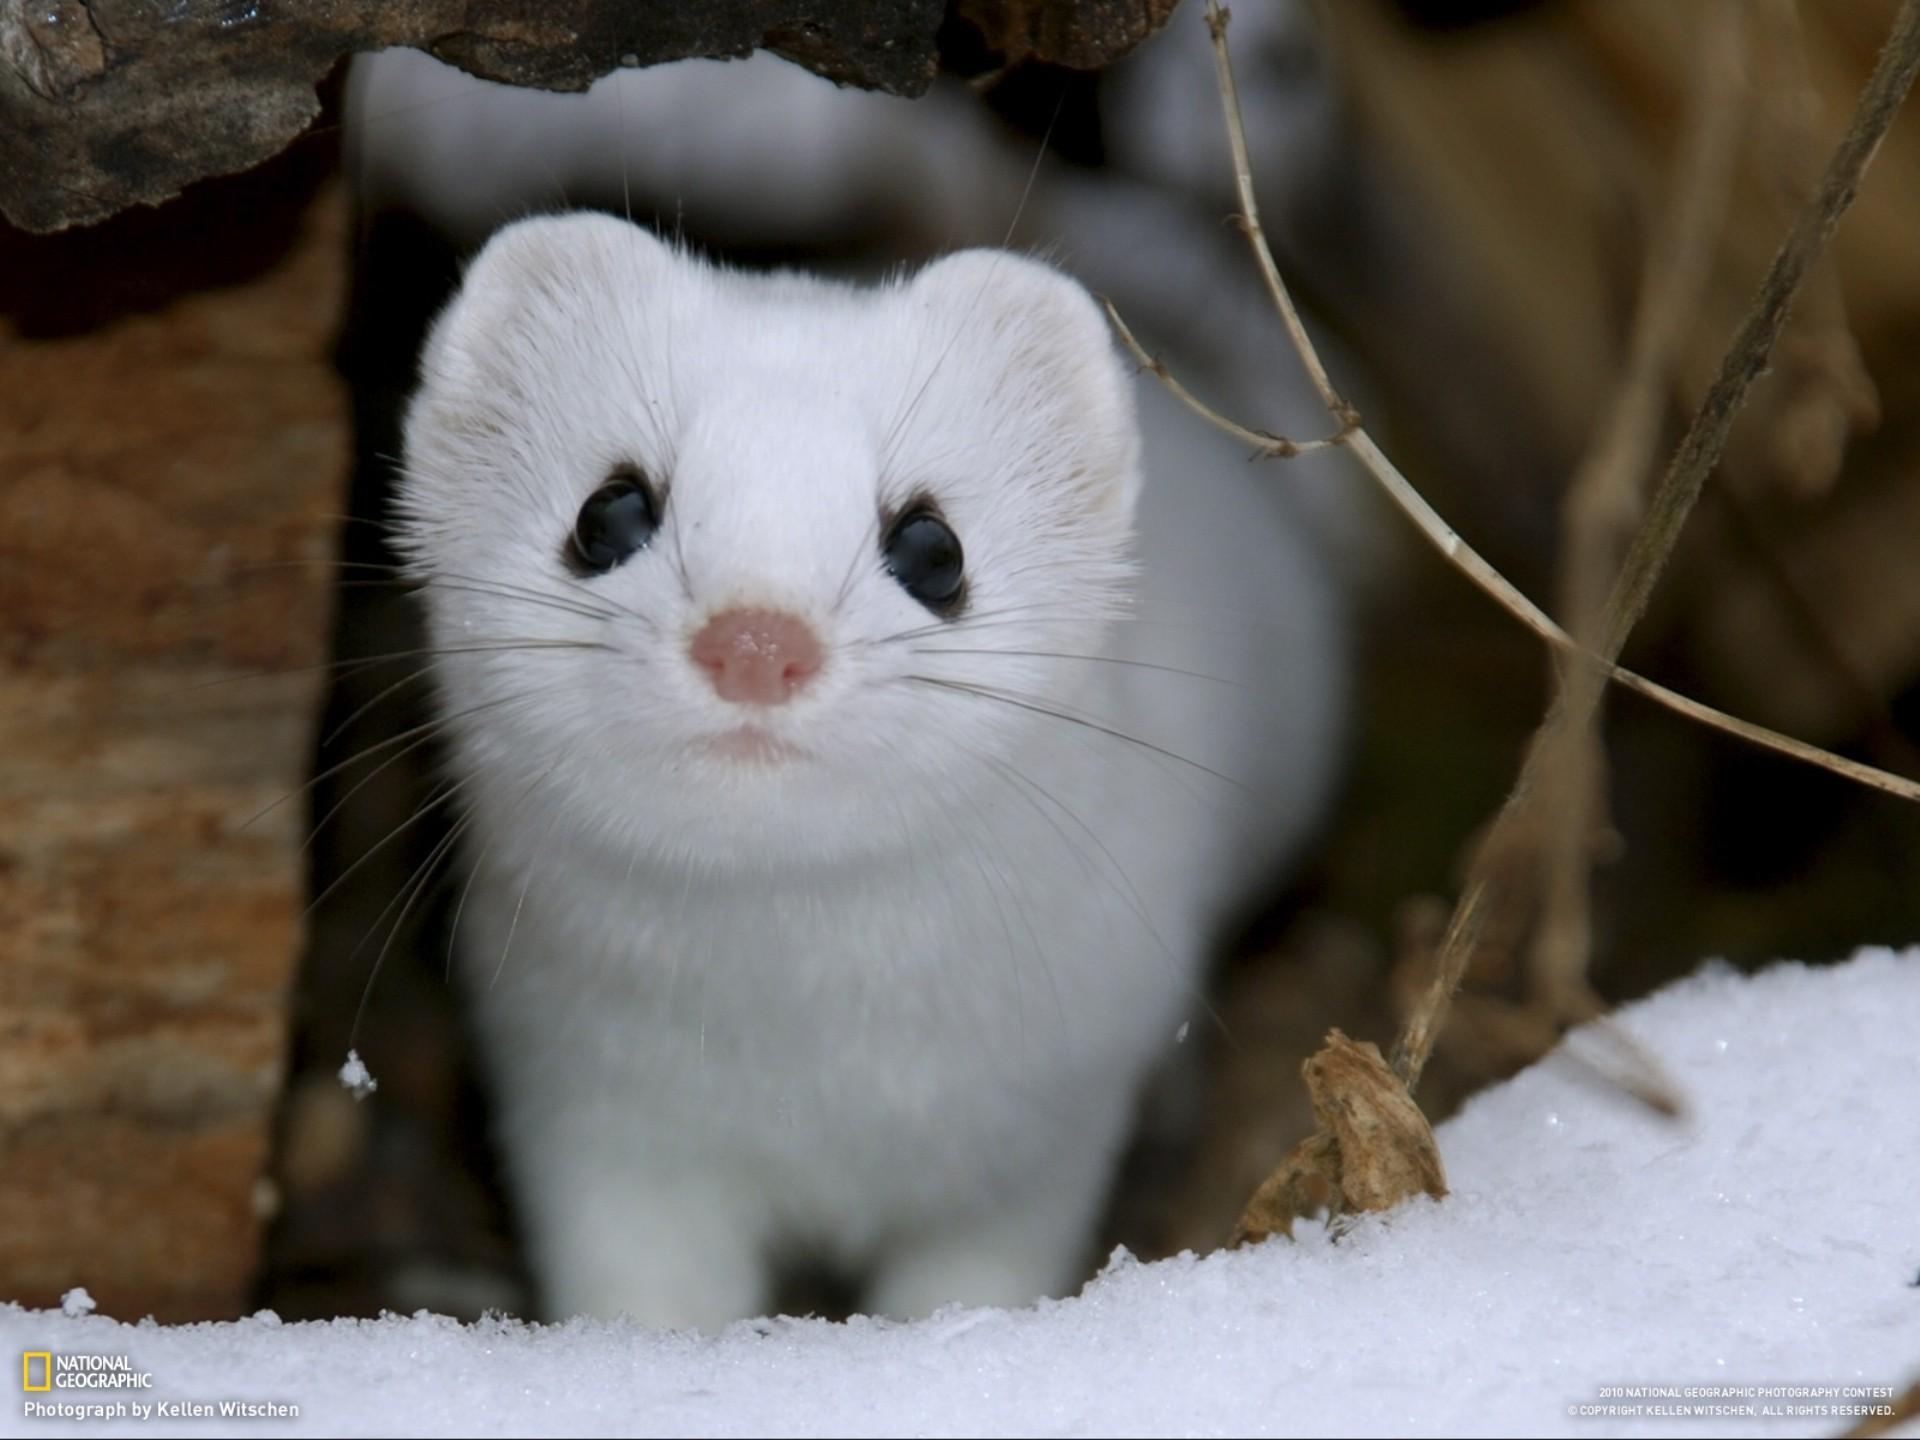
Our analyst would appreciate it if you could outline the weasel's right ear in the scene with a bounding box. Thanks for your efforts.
[417,213,674,395]
[399,214,676,573]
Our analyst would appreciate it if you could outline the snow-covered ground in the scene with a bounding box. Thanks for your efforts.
[6,948,1915,1438]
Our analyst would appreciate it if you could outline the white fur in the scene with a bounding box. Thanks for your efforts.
[396,215,1341,1329]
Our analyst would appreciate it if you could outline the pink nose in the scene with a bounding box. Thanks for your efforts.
[688,608,824,706]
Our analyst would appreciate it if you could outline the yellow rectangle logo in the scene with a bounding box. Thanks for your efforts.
[22,1351,52,1392]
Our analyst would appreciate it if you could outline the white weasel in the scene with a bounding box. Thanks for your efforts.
[396,212,1340,1329]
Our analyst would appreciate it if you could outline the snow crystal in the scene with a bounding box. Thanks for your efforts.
[57,1288,95,1319]
[5,947,1915,1438]
[335,1050,377,1101]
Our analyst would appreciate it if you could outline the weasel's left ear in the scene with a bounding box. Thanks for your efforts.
[909,249,1142,516]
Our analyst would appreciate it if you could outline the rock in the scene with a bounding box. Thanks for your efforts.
[0,157,345,1320]
[0,0,1176,233]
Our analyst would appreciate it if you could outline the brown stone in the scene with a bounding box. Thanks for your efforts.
[0,164,346,1320]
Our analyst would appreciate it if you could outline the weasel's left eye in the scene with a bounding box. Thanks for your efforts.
[883,508,965,615]
[570,467,659,575]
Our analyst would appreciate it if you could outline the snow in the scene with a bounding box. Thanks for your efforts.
[7,948,1915,1438]
[335,1051,378,1101]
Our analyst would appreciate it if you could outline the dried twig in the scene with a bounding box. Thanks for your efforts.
[1138,0,1920,1119]
[1108,1,1920,814]
[1532,0,1749,1021]
[1203,2,1356,433]
[1104,307,1353,459]
[1187,0,1917,1246]
[1595,0,1920,667]
[1398,0,1920,1091]
[1176,0,1920,1237]
[1738,0,1882,502]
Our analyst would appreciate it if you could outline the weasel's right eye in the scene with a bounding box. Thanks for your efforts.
[570,468,659,575]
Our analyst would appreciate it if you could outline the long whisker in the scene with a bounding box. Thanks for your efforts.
[347,803,482,1052]
[244,688,553,831]
[872,602,1130,647]
[507,548,662,623]
[919,665,1144,736]
[968,743,1231,1043]
[940,765,1043,1079]
[879,90,1063,465]
[443,761,561,984]
[949,667,1253,828]
[446,832,487,986]
[335,576,617,625]
[346,504,673,622]
[304,773,470,920]
[337,706,579,1052]
[321,639,615,745]
[490,805,564,992]
[323,666,436,749]
[336,521,666,628]
[831,513,884,619]
[303,720,448,855]
[247,553,630,623]
[662,484,696,605]
[877,603,1302,649]
[306,683,580,858]
[176,639,606,699]
[908,646,1239,686]
[329,637,583,686]
[1001,88,1066,250]
[902,675,1243,788]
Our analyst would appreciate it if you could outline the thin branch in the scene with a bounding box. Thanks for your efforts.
[1560,0,1750,649]
[1156,0,1920,807]
[1400,0,1920,1091]
[1203,2,1356,427]
[1176,0,1920,1097]
[1102,303,1355,459]
[1535,0,1749,1015]
[1744,0,1882,501]
[1596,0,1920,665]
[1112,310,1920,809]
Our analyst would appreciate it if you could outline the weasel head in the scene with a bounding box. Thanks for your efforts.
[396,214,1141,868]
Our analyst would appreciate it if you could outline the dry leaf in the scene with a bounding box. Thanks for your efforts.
[1234,1029,1448,1245]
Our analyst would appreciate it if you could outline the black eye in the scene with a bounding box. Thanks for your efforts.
[883,508,965,614]
[569,468,659,575]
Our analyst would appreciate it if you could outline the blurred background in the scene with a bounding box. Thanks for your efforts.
[3,0,1916,1324]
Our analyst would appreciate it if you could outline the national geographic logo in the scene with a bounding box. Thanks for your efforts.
[20,1350,153,1391]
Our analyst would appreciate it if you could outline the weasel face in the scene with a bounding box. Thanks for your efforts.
[396,215,1142,865]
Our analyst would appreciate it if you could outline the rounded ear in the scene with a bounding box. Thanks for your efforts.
[398,213,677,576]
[909,249,1142,515]
[417,212,674,394]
